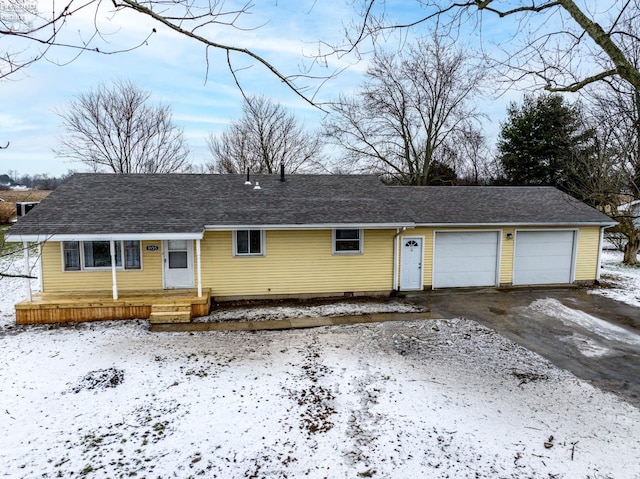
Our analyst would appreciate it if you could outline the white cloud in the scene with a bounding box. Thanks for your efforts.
[0,113,38,132]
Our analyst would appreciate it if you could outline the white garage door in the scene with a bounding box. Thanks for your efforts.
[513,231,575,285]
[433,232,499,288]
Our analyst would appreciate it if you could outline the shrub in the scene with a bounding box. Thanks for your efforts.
[0,202,15,224]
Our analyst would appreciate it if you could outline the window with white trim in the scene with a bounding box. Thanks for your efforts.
[83,241,121,268]
[234,230,264,256]
[62,241,81,271]
[333,229,363,254]
[62,241,141,271]
[123,241,142,269]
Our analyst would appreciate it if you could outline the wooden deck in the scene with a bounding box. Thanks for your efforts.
[15,289,211,325]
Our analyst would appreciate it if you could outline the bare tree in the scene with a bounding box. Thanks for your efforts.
[55,80,190,174]
[338,1,640,93]
[456,129,494,185]
[588,98,640,264]
[570,10,640,265]
[323,35,486,185]
[206,95,325,174]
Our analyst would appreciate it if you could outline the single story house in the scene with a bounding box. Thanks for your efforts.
[6,173,614,324]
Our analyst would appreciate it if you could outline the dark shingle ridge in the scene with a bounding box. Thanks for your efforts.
[7,174,613,237]
[393,185,613,224]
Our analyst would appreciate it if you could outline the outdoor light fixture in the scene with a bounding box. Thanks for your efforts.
[506,233,513,240]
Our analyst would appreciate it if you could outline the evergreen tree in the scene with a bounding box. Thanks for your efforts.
[497,94,591,188]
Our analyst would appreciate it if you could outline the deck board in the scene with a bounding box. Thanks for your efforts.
[15,289,211,325]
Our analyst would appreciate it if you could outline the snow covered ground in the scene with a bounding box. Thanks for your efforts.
[591,249,640,307]
[203,299,427,323]
[1,251,640,478]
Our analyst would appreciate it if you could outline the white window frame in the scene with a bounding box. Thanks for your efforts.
[233,230,265,257]
[332,229,364,255]
[62,241,81,271]
[61,240,143,272]
[82,240,123,269]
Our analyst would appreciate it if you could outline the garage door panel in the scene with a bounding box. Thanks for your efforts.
[516,255,571,270]
[437,245,498,258]
[433,232,499,288]
[435,271,499,287]
[518,239,574,254]
[437,238,497,251]
[436,256,498,272]
[514,231,575,285]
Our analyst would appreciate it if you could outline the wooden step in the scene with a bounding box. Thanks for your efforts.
[149,303,192,324]
[149,310,192,324]
[151,303,192,313]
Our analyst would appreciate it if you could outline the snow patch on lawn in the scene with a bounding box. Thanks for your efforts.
[530,297,640,347]
[0,248,39,328]
[591,249,640,307]
[2,318,640,478]
[560,333,612,358]
[204,300,427,322]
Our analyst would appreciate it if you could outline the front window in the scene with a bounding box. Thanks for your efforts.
[63,241,80,271]
[235,230,263,256]
[63,241,141,271]
[124,240,142,269]
[334,229,363,254]
[83,241,121,268]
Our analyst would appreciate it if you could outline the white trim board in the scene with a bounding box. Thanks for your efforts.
[6,232,204,243]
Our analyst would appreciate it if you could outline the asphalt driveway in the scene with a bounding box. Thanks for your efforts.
[405,287,640,408]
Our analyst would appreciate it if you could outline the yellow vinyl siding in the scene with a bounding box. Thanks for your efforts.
[575,226,601,281]
[200,229,395,297]
[41,240,163,292]
[38,225,602,296]
[500,228,515,285]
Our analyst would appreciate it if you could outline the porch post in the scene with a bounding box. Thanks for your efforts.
[110,240,118,300]
[196,239,203,297]
[393,229,399,291]
[38,243,43,292]
[23,241,31,302]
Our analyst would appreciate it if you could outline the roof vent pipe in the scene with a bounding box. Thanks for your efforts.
[244,167,251,185]
[280,162,285,182]
[253,181,261,190]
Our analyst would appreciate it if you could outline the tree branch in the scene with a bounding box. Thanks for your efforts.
[556,0,640,90]
[543,69,619,92]
[114,0,322,109]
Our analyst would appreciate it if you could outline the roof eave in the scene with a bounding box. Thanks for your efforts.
[414,221,617,227]
[203,223,415,231]
[4,232,205,243]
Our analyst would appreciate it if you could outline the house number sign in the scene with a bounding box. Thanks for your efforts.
[146,245,159,251]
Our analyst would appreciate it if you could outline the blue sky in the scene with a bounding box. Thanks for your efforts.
[0,0,542,177]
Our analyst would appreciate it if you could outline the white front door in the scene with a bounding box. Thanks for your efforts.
[400,237,423,290]
[163,240,194,289]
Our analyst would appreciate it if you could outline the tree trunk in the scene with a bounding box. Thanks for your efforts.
[623,235,640,265]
